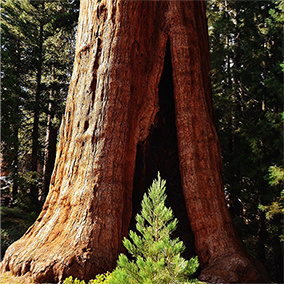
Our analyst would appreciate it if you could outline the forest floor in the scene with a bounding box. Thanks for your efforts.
[0,272,205,284]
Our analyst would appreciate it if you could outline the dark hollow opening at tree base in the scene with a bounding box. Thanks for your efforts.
[131,39,195,260]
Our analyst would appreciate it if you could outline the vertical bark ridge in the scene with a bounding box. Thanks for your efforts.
[166,1,269,283]
[1,1,168,282]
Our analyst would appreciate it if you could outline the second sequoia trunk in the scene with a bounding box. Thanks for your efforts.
[1,1,269,283]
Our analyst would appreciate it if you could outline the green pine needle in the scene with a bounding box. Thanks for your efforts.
[110,172,199,284]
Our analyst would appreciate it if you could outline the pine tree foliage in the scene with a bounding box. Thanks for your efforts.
[259,166,284,223]
[206,1,283,281]
[1,0,79,208]
[110,173,199,284]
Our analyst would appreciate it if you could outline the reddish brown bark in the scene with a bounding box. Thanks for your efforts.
[1,1,268,283]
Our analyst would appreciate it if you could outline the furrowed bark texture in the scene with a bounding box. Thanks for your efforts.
[1,1,269,283]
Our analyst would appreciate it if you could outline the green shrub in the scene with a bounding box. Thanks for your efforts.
[1,206,37,258]
[63,272,112,284]
[110,173,199,284]
[63,276,86,284]
[1,206,25,219]
[89,272,112,283]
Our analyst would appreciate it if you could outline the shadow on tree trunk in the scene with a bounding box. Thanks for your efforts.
[131,40,195,261]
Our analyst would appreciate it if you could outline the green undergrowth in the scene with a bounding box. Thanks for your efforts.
[63,272,111,284]
[63,273,205,284]
[1,206,37,258]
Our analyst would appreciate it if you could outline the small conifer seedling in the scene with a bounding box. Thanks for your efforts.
[110,172,199,284]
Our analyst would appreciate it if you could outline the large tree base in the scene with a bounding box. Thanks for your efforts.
[1,240,114,283]
[199,254,270,283]
[1,244,93,283]
[0,271,34,284]
[1,252,270,284]
[0,196,122,283]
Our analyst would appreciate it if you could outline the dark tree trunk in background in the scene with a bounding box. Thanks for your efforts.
[11,97,19,204]
[1,1,269,283]
[11,41,21,204]
[30,8,44,211]
[42,75,59,204]
[42,114,58,203]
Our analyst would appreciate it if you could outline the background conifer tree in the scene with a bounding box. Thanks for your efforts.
[206,1,283,281]
[110,173,199,284]
[1,0,78,210]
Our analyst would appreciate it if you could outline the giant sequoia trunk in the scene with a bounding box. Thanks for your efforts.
[1,1,268,283]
